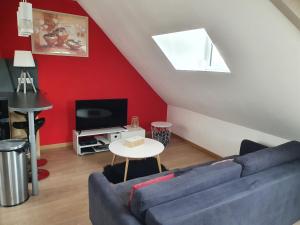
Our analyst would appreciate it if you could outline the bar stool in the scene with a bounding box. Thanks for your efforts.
[12,112,47,166]
[151,121,173,147]
[12,112,49,181]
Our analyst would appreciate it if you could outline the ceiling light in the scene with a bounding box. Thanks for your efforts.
[17,0,33,37]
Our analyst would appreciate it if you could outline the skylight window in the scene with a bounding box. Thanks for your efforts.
[152,28,230,73]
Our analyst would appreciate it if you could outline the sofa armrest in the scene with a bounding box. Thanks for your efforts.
[88,172,142,225]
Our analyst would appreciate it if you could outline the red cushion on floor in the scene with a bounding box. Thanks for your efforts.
[128,173,175,207]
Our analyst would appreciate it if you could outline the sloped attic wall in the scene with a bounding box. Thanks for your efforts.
[271,0,300,30]
[78,0,300,154]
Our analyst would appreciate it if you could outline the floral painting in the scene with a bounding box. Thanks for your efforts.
[31,9,88,57]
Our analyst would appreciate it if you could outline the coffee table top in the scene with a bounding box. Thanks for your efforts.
[109,138,164,159]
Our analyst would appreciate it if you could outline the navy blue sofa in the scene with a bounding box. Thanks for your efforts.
[89,141,300,225]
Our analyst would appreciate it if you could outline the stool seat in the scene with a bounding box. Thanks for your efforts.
[13,118,45,137]
[34,118,45,131]
[12,121,27,130]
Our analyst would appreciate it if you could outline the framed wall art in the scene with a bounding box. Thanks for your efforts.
[31,9,89,57]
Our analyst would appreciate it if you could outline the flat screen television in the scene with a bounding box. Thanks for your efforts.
[75,99,128,131]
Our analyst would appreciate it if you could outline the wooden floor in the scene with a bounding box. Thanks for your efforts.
[0,136,216,225]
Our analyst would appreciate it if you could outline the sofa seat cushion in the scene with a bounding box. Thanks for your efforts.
[235,141,300,177]
[129,161,242,220]
[145,160,300,225]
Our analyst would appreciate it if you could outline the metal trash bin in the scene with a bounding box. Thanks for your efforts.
[0,139,29,207]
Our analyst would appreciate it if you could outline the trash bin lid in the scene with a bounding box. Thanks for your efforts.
[0,139,27,152]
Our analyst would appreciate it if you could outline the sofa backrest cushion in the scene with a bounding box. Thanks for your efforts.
[239,139,268,156]
[235,141,300,177]
[128,173,175,207]
[130,161,242,220]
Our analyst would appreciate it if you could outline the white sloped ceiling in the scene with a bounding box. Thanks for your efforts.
[77,0,300,140]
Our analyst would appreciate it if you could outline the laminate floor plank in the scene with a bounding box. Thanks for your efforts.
[0,136,216,225]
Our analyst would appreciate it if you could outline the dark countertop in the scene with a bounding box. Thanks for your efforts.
[0,92,52,112]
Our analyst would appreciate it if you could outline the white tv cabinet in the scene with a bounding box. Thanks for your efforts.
[73,126,145,156]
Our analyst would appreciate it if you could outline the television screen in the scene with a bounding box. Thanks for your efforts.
[75,99,128,131]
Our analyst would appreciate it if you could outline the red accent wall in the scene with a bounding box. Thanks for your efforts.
[0,0,167,145]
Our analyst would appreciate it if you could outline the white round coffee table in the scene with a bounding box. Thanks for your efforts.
[109,138,164,182]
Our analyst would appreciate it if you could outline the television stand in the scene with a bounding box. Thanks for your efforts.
[73,126,145,156]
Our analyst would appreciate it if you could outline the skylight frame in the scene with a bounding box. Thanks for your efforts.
[152,28,231,73]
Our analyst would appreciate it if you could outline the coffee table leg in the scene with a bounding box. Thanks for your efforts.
[111,154,116,166]
[157,155,162,173]
[124,158,129,182]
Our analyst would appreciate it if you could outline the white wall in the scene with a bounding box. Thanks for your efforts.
[168,105,288,157]
[78,0,300,141]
